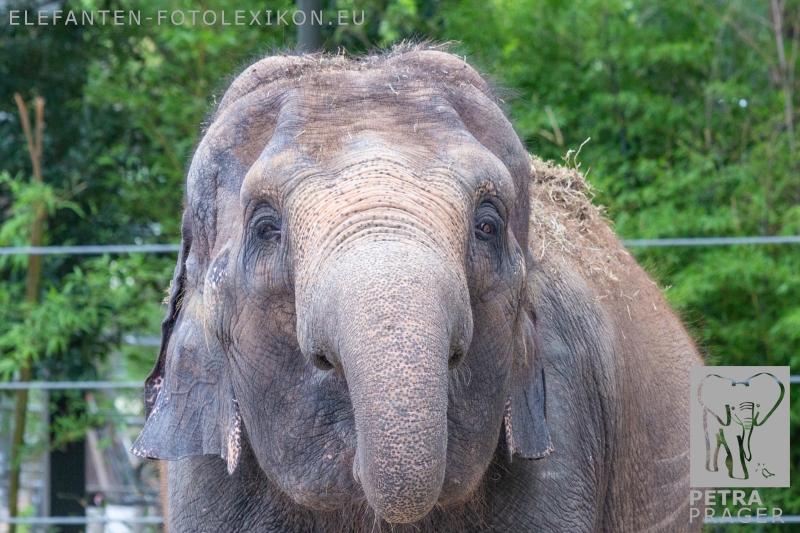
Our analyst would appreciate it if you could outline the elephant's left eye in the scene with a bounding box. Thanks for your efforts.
[474,202,502,241]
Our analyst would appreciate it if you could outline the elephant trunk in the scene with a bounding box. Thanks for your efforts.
[298,242,472,523]
[740,402,755,461]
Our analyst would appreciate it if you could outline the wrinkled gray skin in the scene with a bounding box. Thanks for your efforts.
[133,46,701,532]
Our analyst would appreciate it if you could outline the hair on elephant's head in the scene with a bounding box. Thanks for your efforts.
[132,44,552,524]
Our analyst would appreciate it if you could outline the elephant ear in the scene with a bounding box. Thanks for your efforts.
[698,374,735,425]
[749,373,785,426]
[504,309,554,460]
[131,216,243,474]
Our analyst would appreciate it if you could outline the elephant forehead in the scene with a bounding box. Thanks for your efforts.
[241,132,514,194]
[286,153,472,264]
[191,81,481,211]
[184,50,525,257]
[213,47,494,122]
[202,63,505,177]
[275,81,470,165]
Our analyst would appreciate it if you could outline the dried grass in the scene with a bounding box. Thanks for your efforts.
[528,155,630,284]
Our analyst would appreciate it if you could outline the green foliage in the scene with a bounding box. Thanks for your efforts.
[0,160,172,383]
[0,171,82,268]
[0,254,171,380]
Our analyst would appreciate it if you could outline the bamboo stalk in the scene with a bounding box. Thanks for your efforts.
[770,0,796,154]
[7,93,46,533]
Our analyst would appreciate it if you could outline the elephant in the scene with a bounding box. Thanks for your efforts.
[132,44,701,532]
[698,373,785,480]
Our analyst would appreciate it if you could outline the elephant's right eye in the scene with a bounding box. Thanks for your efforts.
[254,217,282,242]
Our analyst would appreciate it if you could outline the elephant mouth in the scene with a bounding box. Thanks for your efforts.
[289,369,477,520]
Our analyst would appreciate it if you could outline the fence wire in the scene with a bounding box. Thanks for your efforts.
[3,515,800,525]
[623,236,800,246]
[1,235,800,256]
[2,516,163,525]
[0,244,181,255]
[3,377,800,390]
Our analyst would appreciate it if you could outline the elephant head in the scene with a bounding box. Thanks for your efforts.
[698,373,784,475]
[132,47,552,524]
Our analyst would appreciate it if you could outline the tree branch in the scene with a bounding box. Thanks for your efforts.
[7,94,47,533]
[770,0,796,153]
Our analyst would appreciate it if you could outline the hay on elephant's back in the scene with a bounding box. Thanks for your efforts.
[528,155,630,283]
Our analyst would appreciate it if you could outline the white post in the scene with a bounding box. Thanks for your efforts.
[40,388,50,523]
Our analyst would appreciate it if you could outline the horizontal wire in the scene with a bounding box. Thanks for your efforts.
[623,236,800,246]
[0,381,143,390]
[3,377,800,390]
[2,516,163,525]
[1,236,799,255]
[0,244,180,255]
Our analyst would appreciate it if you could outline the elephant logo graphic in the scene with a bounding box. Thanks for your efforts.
[690,367,790,488]
[698,373,784,480]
